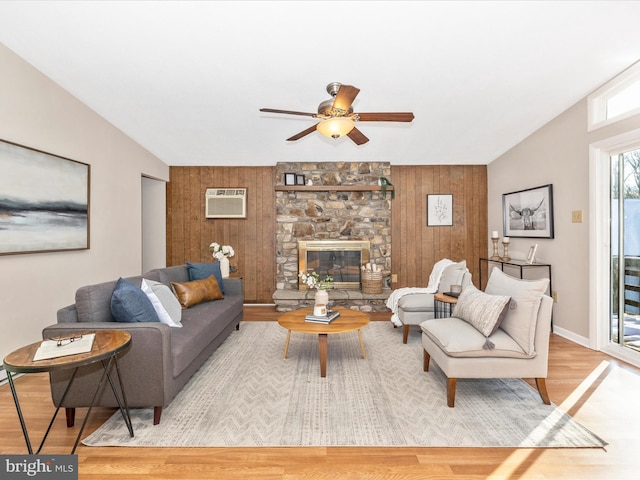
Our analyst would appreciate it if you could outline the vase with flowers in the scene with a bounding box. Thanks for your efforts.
[299,271,333,314]
[210,242,235,278]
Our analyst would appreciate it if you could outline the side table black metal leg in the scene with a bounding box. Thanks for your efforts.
[70,356,113,453]
[37,366,81,454]
[7,366,81,454]
[103,356,134,437]
[6,371,33,454]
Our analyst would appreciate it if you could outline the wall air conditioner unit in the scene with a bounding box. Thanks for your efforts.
[205,188,247,218]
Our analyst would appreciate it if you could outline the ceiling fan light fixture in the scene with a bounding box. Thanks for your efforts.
[317,117,355,139]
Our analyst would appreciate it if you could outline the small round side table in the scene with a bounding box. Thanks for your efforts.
[434,292,459,318]
[3,330,134,454]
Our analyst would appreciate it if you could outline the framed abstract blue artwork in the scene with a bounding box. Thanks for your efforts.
[0,139,90,255]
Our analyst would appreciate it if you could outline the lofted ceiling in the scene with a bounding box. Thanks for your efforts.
[1,1,640,167]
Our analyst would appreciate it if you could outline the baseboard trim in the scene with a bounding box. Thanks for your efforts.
[551,325,590,348]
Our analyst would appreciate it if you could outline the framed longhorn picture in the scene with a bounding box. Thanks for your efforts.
[502,184,554,239]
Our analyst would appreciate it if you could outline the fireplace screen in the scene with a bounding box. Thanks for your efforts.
[298,240,371,290]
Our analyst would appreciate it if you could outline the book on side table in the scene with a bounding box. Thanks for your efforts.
[33,333,96,361]
[305,310,341,324]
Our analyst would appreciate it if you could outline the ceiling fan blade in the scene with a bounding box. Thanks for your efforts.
[286,124,318,141]
[332,85,360,112]
[356,112,415,122]
[347,127,369,145]
[260,108,317,117]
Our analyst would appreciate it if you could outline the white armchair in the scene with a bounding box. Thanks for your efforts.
[421,268,552,407]
[394,260,471,343]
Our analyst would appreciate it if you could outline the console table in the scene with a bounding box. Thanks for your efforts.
[479,258,552,295]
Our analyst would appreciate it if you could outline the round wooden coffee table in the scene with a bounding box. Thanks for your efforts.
[277,308,370,377]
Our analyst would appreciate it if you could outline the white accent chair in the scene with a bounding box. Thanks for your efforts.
[421,268,552,407]
[396,260,471,343]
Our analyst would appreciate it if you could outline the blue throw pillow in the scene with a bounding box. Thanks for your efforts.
[186,262,224,294]
[111,278,160,323]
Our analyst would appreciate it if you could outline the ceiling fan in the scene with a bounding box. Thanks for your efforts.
[259,82,414,145]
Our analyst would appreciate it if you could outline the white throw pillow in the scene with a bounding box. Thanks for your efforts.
[437,260,467,293]
[141,278,183,328]
[454,284,510,347]
[484,268,549,355]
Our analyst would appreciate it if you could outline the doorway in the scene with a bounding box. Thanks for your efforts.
[591,130,640,368]
[141,175,166,273]
[610,149,640,354]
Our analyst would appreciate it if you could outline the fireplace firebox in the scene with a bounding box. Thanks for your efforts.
[298,240,371,290]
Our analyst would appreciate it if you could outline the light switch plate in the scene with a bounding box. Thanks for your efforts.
[571,210,583,223]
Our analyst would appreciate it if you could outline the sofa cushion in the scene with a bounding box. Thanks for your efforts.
[141,278,183,328]
[420,317,533,358]
[186,262,225,294]
[110,278,160,323]
[171,275,224,308]
[398,293,436,312]
[437,260,467,293]
[75,275,144,323]
[454,285,510,344]
[169,294,243,377]
[484,268,549,355]
[147,265,190,285]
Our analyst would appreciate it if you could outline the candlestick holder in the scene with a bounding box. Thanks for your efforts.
[501,241,511,261]
[490,238,501,260]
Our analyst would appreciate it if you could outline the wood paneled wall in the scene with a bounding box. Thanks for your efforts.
[167,166,276,303]
[390,165,487,288]
[167,164,487,303]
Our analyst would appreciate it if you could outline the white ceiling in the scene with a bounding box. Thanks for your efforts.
[1,1,640,167]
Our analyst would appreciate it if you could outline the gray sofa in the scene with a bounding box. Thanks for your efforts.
[42,265,243,425]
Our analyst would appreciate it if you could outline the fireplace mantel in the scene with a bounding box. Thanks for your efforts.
[275,185,394,192]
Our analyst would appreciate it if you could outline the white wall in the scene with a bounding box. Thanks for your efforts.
[0,43,169,367]
[488,90,640,341]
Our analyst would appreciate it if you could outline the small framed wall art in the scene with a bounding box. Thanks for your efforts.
[296,174,306,185]
[284,172,296,186]
[502,184,554,238]
[427,194,453,226]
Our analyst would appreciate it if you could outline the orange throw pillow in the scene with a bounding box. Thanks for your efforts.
[171,275,224,308]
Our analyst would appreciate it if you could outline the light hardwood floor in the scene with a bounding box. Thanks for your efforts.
[2,306,640,479]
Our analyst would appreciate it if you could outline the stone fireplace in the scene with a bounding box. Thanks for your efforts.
[273,162,392,312]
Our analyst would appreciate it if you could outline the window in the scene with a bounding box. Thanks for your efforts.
[607,79,640,119]
[588,61,640,130]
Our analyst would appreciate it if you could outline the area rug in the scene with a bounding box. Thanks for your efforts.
[83,321,607,448]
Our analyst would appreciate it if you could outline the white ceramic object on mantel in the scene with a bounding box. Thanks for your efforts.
[219,257,230,278]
